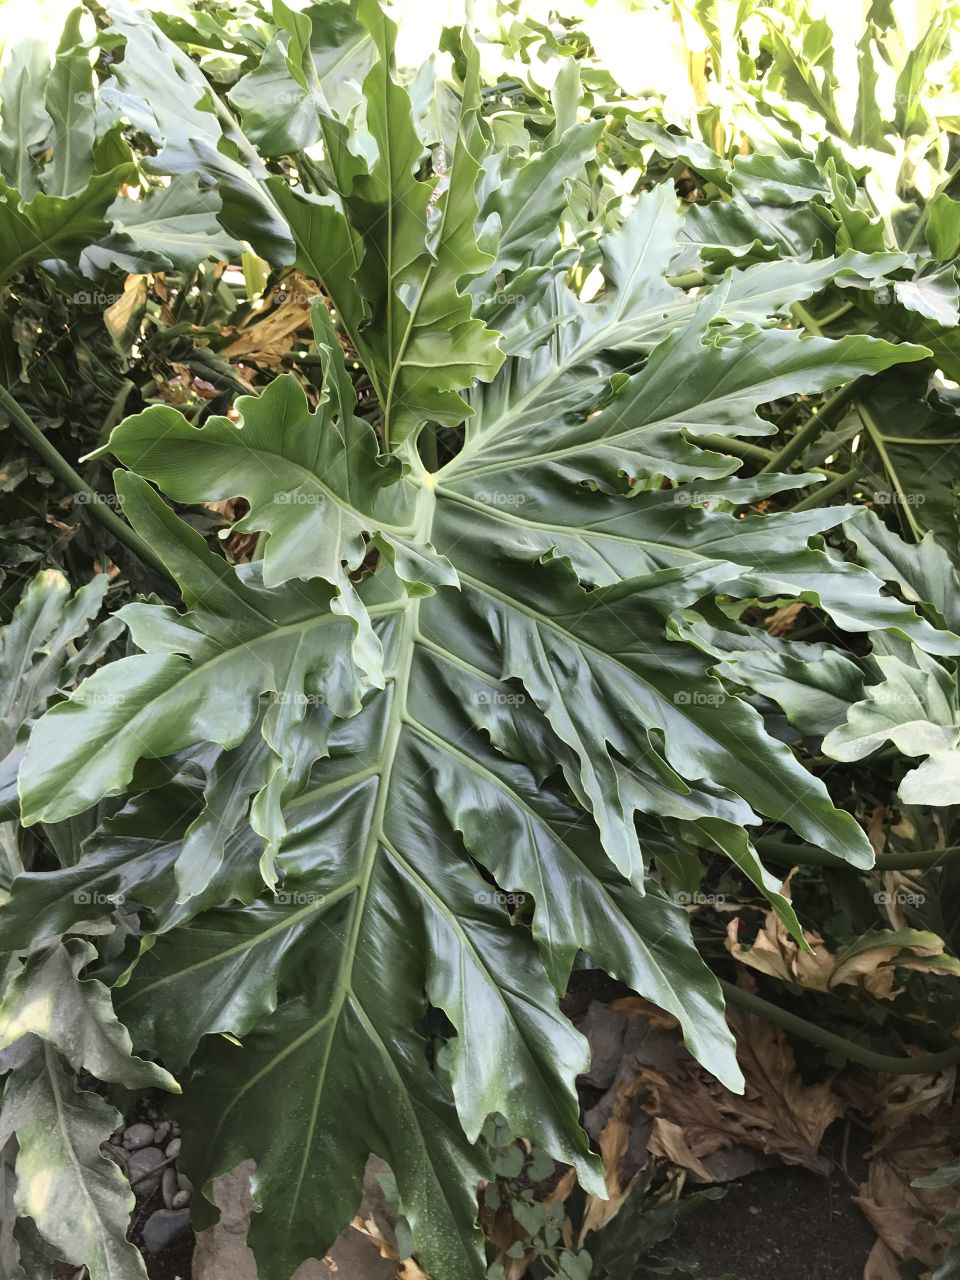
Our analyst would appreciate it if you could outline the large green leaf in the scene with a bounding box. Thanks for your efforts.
[11,474,744,1279]
[842,508,960,634]
[460,184,906,459]
[266,6,504,444]
[42,9,96,199]
[98,0,294,263]
[18,480,365,884]
[824,642,960,805]
[0,165,134,284]
[676,615,866,740]
[227,0,375,157]
[0,40,50,200]
[350,8,503,441]
[98,302,456,686]
[0,938,177,1092]
[469,110,604,339]
[85,175,244,273]
[0,569,114,759]
[0,1042,145,1280]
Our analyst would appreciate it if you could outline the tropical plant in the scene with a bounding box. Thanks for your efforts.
[0,2,959,1279]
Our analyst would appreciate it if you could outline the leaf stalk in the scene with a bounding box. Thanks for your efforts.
[0,385,172,582]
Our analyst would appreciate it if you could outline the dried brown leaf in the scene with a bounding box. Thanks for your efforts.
[104,274,148,342]
[647,1118,713,1180]
[765,601,805,636]
[724,913,834,991]
[726,907,960,998]
[222,273,321,366]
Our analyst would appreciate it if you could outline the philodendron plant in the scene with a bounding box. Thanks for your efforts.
[1,2,958,1278]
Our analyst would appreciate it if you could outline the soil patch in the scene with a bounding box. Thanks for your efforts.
[641,1126,876,1280]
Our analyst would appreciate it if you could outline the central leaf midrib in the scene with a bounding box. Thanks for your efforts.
[139,427,417,538]
[434,484,703,561]
[442,271,739,476]
[42,1043,115,1264]
[207,480,437,1222]
[282,587,420,1218]
[114,877,361,1009]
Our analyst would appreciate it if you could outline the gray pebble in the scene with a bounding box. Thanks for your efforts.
[161,1166,179,1209]
[153,1121,171,1144]
[127,1146,165,1197]
[164,1136,181,1159]
[176,1172,192,1194]
[171,1189,191,1209]
[169,1120,181,1137]
[141,1207,190,1254]
[123,1123,155,1151]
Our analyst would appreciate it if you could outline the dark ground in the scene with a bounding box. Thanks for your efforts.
[141,1230,195,1280]
[641,1129,876,1280]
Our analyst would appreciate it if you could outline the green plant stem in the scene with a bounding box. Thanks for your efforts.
[698,434,844,480]
[420,427,439,473]
[756,835,960,870]
[720,980,960,1074]
[791,301,824,336]
[0,385,172,581]
[791,464,861,510]
[856,398,925,541]
[480,78,524,98]
[814,300,855,326]
[665,270,706,289]
[699,434,778,463]
[759,381,859,474]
